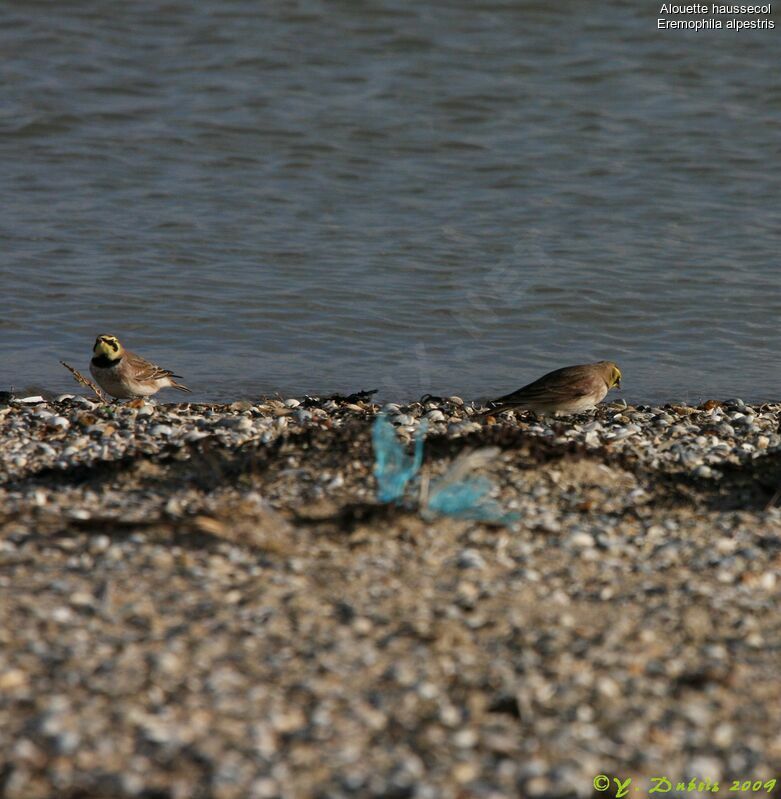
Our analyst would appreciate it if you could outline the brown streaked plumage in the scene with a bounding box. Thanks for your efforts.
[89,334,190,399]
[483,361,621,418]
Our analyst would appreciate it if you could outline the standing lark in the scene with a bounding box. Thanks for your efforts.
[483,361,621,418]
[89,334,190,399]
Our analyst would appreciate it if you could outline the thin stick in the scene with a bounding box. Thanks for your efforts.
[60,361,110,403]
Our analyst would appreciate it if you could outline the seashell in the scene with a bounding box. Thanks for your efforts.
[235,417,253,432]
[150,425,173,436]
[584,430,601,447]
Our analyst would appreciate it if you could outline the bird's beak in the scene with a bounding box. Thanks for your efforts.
[615,378,621,389]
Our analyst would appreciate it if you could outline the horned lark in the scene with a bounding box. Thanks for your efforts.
[483,361,621,417]
[89,334,191,399]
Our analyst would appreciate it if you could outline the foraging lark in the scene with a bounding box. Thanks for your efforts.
[483,361,621,417]
[89,334,190,399]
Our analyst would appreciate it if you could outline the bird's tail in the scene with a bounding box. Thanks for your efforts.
[171,380,191,393]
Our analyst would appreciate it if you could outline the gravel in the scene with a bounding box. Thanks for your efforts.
[1,392,780,797]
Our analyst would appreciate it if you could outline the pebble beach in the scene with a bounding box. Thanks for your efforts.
[2,391,781,798]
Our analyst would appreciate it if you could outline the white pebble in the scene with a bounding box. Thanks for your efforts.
[90,535,111,553]
[570,532,595,549]
[50,607,73,623]
[759,572,776,590]
[453,729,478,748]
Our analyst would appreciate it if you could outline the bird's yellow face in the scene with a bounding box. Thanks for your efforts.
[93,334,124,362]
[609,365,622,389]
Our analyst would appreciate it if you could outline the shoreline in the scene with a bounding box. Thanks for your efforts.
[2,393,781,796]
[6,383,780,411]
[2,390,780,489]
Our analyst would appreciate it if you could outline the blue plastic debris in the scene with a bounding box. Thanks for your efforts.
[426,448,519,524]
[372,413,426,503]
[427,475,500,521]
[371,419,518,524]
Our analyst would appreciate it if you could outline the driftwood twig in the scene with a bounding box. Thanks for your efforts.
[60,361,110,403]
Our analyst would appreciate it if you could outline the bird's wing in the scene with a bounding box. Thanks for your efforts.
[125,350,182,382]
[492,367,599,406]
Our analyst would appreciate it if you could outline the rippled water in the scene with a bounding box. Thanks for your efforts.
[2,1,779,403]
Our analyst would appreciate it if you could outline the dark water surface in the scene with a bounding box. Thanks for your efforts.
[2,1,780,403]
